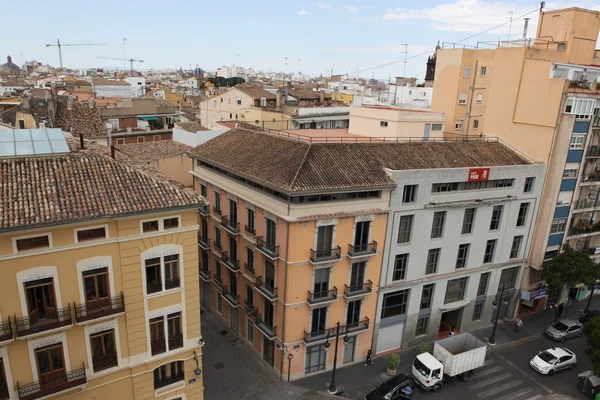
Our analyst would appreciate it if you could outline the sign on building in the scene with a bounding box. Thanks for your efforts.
[468,168,490,182]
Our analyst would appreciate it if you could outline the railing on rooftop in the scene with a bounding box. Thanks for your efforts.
[442,38,567,52]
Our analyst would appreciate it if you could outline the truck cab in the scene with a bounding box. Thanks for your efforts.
[411,352,444,392]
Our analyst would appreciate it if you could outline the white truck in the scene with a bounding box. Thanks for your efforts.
[411,333,487,392]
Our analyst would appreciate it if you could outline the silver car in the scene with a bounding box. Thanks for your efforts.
[544,319,583,342]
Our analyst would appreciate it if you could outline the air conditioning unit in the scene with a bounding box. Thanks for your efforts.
[260,97,267,107]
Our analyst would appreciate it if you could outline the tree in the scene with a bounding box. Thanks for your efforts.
[227,77,245,86]
[583,316,600,376]
[541,244,597,302]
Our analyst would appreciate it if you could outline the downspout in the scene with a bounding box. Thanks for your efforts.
[279,198,291,380]
[511,48,529,124]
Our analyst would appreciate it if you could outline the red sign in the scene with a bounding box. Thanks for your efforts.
[468,168,490,182]
[287,353,294,360]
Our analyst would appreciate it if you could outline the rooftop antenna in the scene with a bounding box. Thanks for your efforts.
[399,44,408,106]
[507,11,514,44]
[523,18,531,40]
[122,38,127,73]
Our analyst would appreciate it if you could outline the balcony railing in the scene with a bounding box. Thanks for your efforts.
[221,216,240,234]
[165,278,181,290]
[220,252,240,272]
[74,293,125,323]
[584,172,600,182]
[256,237,279,259]
[574,199,600,210]
[0,316,13,343]
[197,204,209,216]
[307,287,338,304]
[569,80,595,89]
[568,220,600,236]
[346,317,370,333]
[585,246,600,255]
[310,246,342,263]
[344,280,373,297]
[151,338,167,356]
[243,300,257,315]
[255,276,277,301]
[303,317,370,344]
[147,280,162,294]
[255,315,276,340]
[17,364,86,400]
[245,262,255,275]
[213,274,223,286]
[154,371,184,390]
[0,382,8,400]
[92,352,118,372]
[348,242,377,257]
[168,334,184,350]
[197,232,209,248]
[588,145,600,158]
[199,267,211,282]
[15,306,73,338]
[303,328,329,343]
[245,224,256,236]
[222,286,240,307]
[213,240,222,251]
[212,206,222,215]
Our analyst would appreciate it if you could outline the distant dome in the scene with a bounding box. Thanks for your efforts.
[195,67,204,75]
[2,55,20,71]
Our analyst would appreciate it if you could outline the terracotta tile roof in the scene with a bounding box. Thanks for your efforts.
[92,78,130,86]
[0,138,204,231]
[54,101,107,138]
[288,88,331,100]
[0,97,49,126]
[189,128,533,194]
[182,112,201,122]
[177,121,208,132]
[116,140,192,163]
[235,83,277,100]
[73,80,92,86]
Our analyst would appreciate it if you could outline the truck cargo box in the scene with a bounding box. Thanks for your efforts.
[432,332,487,377]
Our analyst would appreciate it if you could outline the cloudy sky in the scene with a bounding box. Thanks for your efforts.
[2,0,600,80]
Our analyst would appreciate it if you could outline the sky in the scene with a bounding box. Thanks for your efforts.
[3,0,600,81]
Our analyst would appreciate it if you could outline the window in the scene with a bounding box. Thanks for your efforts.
[477,272,490,296]
[349,262,366,291]
[216,292,223,313]
[510,235,523,259]
[0,358,8,398]
[246,248,254,272]
[145,254,180,294]
[116,138,125,145]
[214,227,222,249]
[83,267,110,305]
[426,248,440,274]
[473,119,479,129]
[153,361,184,390]
[432,179,514,193]
[35,344,65,384]
[247,319,254,343]
[483,239,497,263]
[246,209,255,234]
[431,211,446,238]
[266,218,277,247]
[346,300,362,326]
[477,93,483,103]
[381,289,410,319]
[167,312,183,350]
[563,168,578,178]
[137,136,145,143]
[458,93,467,105]
[455,119,464,130]
[402,185,418,203]
[214,192,221,214]
[380,121,388,127]
[316,225,334,257]
[516,203,530,227]
[550,217,567,234]
[200,184,207,197]
[77,227,106,242]
[153,135,161,142]
[150,317,166,355]
[236,97,242,105]
[557,42,566,51]
[397,215,414,243]
[570,134,586,149]
[163,217,179,230]
[429,124,442,131]
[480,66,487,76]
[16,235,50,251]
[462,208,476,234]
[445,277,468,304]
[164,255,180,289]
[456,244,470,269]
[393,253,409,281]
[463,66,471,78]
[354,220,370,249]
[565,98,595,118]
[91,329,117,372]
[145,258,162,294]
[313,267,330,298]
[24,278,56,320]
[310,307,327,333]
[420,284,435,310]
[472,302,484,320]
[416,316,429,336]
[18,119,25,129]
[524,177,535,193]
[143,220,159,233]
[490,205,503,230]
[498,266,519,289]
[305,345,326,373]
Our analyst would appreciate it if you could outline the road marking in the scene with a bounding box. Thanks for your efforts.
[471,366,503,379]
[468,372,513,390]
[495,354,554,394]
[483,359,496,367]
[477,380,523,398]
[493,387,534,400]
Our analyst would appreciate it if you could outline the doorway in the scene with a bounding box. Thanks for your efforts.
[25,278,57,322]
[263,337,274,366]
[230,306,239,333]
[35,343,66,384]
[439,308,463,337]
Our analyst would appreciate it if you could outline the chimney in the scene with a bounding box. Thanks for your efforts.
[79,133,85,149]
[110,145,115,159]
[67,96,73,111]
[319,91,324,104]
[523,18,530,40]
[276,91,282,108]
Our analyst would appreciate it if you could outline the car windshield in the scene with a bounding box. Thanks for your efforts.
[538,351,557,364]
[413,357,431,377]
[552,322,569,332]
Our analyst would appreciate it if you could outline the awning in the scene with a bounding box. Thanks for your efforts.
[139,116,160,121]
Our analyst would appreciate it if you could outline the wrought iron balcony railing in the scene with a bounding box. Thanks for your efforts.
[255,276,277,300]
[212,206,222,215]
[303,317,370,344]
[17,364,86,400]
[220,252,240,272]
[168,334,184,350]
[344,280,373,297]
[197,232,209,248]
[151,338,167,356]
[307,287,338,304]
[310,246,342,263]
[587,145,600,158]
[243,300,257,315]
[213,240,222,251]
[347,241,377,257]
[245,224,256,236]
[199,266,211,282]
[256,236,279,259]
[222,286,240,307]
[0,317,13,343]
[221,215,240,234]
[245,262,255,275]
[92,352,118,372]
[255,314,276,340]
[15,306,73,338]
[74,293,125,323]
[197,204,209,216]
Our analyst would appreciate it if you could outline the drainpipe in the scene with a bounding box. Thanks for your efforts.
[279,198,291,380]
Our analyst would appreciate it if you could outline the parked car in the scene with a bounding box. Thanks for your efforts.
[530,347,577,375]
[579,310,600,325]
[544,319,583,342]
[365,374,415,400]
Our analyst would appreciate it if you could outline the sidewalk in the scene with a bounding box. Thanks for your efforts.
[295,295,600,397]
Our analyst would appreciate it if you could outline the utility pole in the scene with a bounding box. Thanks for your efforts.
[399,44,408,107]
[507,11,514,44]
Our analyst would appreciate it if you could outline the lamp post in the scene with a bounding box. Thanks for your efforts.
[324,322,349,394]
[488,285,506,345]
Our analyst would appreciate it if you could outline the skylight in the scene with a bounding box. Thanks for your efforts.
[0,128,70,157]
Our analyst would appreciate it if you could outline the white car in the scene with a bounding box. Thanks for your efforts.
[530,347,577,375]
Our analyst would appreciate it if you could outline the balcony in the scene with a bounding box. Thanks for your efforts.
[348,242,377,258]
[303,317,370,344]
[92,352,118,372]
[245,262,255,275]
[0,317,13,344]
[255,315,276,340]
[256,237,279,259]
[151,338,167,356]
[212,206,222,215]
[344,280,373,298]
[213,240,222,251]
[307,287,338,305]
[243,300,257,315]
[199,267,211,282]
[245,224,256,236]
[220,252,240,272]
[197,204,209,216]
[583,172,600,183]
[168,334,184,350]
[221,216,240,235]
[255,276,277,301]
[303,328,329,344]
[15,306,73,338]
[154,370,184,390]
[345,317,370,333]
[74,293,125,324]
[569,80,596,90]
[222,286,240,307]
[567,220,600,237]
[587,145,600,158]
[573,199,600,210]
[17,364,86,400]
[213,273,223,286]
[310,246,342,263]
[197,232,209,249]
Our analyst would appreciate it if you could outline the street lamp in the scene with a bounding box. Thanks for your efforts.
[488,285,506,345]
[324,322,349,394]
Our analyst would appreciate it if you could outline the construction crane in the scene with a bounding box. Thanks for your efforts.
[46,39,107,70]
[97,56,144,74]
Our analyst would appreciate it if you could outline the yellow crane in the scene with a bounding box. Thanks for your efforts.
[45,39,107,69]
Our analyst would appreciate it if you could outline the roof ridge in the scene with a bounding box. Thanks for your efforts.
[289,143,313,191]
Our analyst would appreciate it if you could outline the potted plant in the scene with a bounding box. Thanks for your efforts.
[420,342,433,354]
[387,353,400,376]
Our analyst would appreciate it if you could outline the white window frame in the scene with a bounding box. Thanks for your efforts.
[565,98,596,119]
[236,97,242,105]
[458,93,467,105]
[84,321,123,377]
[570,134,586,149]
[473,119,479,129]
[27,331,71,383]
[476,93,483,103]
[12,232,53,254]
[455,119,464,130]
[141,244,185,299]
[140,215,182,235]
[462,66,471,78]
[480,66,487,76]
[550,217,567,234]
[76,256,116,308]
[563,168,578,178]
[74,224,109,244]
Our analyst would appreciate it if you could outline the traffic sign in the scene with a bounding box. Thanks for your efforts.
[287,353,294,360]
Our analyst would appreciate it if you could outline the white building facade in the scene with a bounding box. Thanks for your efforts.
[373,161,546,354]
[386,85,433,109]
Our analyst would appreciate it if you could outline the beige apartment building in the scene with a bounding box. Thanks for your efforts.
[348,106,445,140]
[432,6,600,311]
[0,128,205,400]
